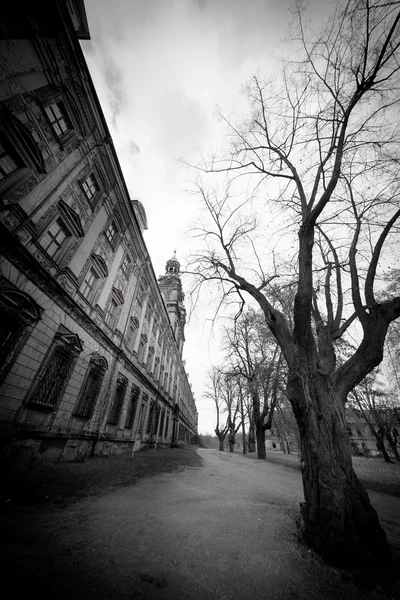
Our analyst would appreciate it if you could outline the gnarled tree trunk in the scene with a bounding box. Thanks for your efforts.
[290,372,391,572]
[255,421,266,459]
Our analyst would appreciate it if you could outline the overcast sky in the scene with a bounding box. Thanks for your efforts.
[81,0,331,434]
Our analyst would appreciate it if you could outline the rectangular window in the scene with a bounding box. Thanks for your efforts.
[0,139,19,181]
[121,255,131,276]
[29,345,75,409]
[80,268,99,302]
[105,221,117,247]
[137,400,147,434]
[125,384,140,429]
[105,298,118,328]
[45,101,72,138]
[108,375,128,425]
[39,218,70,257]
[82,174,99,202]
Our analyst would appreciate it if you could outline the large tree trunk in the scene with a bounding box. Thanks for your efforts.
[247,418,256,452]
[291,374,392,573]
[255,422,266,459]
[228,431,235,452]
[218,437,225,451]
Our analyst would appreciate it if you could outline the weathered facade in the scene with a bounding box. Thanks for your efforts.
[0,0,197,463]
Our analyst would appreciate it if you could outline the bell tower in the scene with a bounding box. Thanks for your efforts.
[158,252,186,355]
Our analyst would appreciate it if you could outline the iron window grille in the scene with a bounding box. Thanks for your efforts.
[45,101,72,138]
[39,218,70,258]
[108,374,128,425]
[164,415,170,438]
[74,354,107,419]
[28,327,82,410]
[159,411,165,438]
[0,280,42,380]
[125,384,140,429]
[146,401,155,434]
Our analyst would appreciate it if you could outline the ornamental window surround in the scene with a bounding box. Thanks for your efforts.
[27,325,83,410]
[105,287,124,329]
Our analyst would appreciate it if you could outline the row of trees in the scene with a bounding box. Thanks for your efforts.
[188,0,400,575]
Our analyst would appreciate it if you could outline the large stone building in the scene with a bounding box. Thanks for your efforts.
[0,0,197,462]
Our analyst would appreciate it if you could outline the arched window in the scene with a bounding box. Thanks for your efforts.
[0,279,42,380]
[74,353,108,419]
[107,373,128,425]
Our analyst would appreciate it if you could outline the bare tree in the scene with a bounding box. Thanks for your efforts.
[351,374,400,462]
[187,0,400,572]
[205,368,242,451]
[223,309,283,458]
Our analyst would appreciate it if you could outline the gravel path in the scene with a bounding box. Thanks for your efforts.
[1,448,399,600]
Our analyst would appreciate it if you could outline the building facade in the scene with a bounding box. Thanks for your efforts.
[0,0,197,462]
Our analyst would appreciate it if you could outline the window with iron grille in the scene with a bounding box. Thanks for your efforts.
[82,173,99,202]
[146,401,155,434]
[107,374,128,425]
[125,384,140,429]
[0,138,20,181]
[80,267,99,302]
[105,221,118,247]
[137,400,147,434]
[159,411,165,438]
[164,415,170,438]
[74,355,107,418]
[0,281,42,380]
[39,218,70,258]
[29,345,75,409]
[45,101,72,138]
[121,255,131,276]
[154,406,161,437]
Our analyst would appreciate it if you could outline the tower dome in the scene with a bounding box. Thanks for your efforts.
[165,251,180,275]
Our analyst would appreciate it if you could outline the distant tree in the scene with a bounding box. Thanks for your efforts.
[204,368,242,451]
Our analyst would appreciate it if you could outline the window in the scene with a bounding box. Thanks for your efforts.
[45,101,72,138]
[0,138,19,181]
[121,255,131,276]
[164,414,169,438]
[80,268,99,302]
[146,401,155,434]
[82,173,99,202]
[108,374,128,425]
[137,400,147,434]
[105,221,118,247]
[0,280,42,380]
[39,218,70,258]
[105,298,118,328]
[159,411,165,438]
[28,325,82,410]
[125,384,140,429]
[74,354,107,419]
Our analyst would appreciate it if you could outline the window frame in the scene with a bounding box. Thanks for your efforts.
[38,217,71,259]
[79,266,100,303]
[107,374,128,426]
[121,254,131,277]
[81,172,100,205]
[43,98,73,142]
[105,220,118,249]
[73,353,108,419]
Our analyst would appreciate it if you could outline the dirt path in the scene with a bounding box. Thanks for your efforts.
[1,448,399,600]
